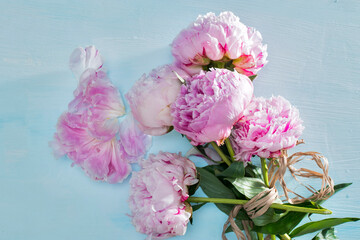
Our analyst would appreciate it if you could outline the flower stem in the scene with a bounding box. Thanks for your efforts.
[188,197,247,204]
[257,232,264,240]
[210,142,231,166]
[260,158,270,188]
[260,158,277,239]
[279,234,291,240]
[187,197,332,215]
[225,138,235,161]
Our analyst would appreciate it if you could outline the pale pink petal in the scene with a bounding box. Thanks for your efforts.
[69,45,103,79]
[118,113,152,163]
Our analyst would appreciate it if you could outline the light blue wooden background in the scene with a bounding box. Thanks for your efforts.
[1,0,359,239]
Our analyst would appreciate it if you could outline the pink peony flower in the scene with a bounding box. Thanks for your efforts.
[129,152,198,239]
[171,68,253,146]
[171,11,268,76]
[230,96,304,162]
[69,45,103,79]
[50,46,148,183]
[126,64,189,136]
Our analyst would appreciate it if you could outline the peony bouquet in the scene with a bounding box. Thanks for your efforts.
[51,12,359,240]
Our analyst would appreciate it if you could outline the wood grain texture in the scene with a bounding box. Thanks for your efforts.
[1,0,359,239]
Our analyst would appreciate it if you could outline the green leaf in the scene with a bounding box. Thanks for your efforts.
[316,183,352,205]
[245,163,263,179]
[249,75,257,81]
[253,183,354,235]
[197,168,237,215]
[226,174,286,226]
[290,218,360,237]
[312,227,338,240]
[252,201,324,235]
[188,173,200,196]
[309,182,353,217]
[225,219,244,232]
[217,161,245,178]
[202,164,227,175]
[252,208,287,226]
[230,185,246,199]
[197,168,250,220]
[227,177,267,199]
[198,168,235,199]
[333,182,352,192]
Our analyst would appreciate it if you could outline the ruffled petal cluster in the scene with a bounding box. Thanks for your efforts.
[126,64,189,136]
[231,96,304,162]
[172,11,268,76]
[51,113,130,183]
[68,69,125,141]
[129,152,198,239]
[51,46,151,183]
[171,68,253,145]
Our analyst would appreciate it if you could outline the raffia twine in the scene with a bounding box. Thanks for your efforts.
[222,140,335,240]
[222,188,278,240]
